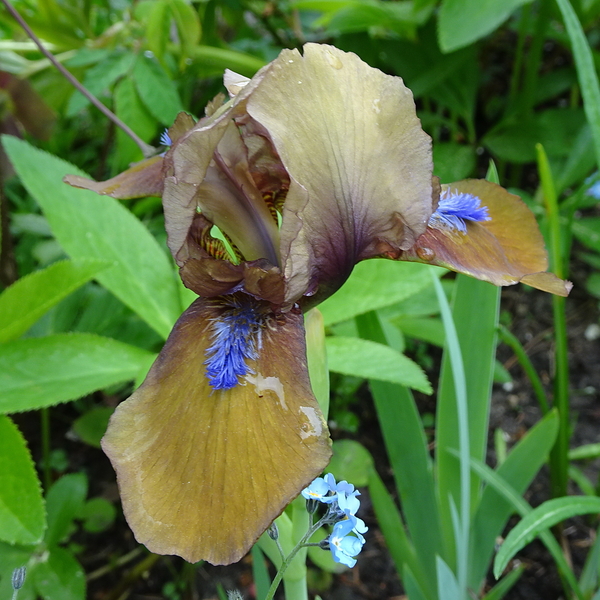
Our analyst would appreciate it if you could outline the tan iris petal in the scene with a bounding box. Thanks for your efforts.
[64,156,164,199]
[403,179,572,296]
[246,43,435,305]
[101,298,332,565]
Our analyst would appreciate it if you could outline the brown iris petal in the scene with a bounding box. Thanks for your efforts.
[246,44,435,306]
[403,179,572,296]
[101,297,332,565]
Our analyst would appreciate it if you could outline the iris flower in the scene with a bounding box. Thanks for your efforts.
[66,44,571,566]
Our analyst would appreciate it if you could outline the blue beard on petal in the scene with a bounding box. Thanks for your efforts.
[428,189,491,234]
[204,296,263,390]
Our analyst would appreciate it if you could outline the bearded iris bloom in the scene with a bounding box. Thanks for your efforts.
[65,44,571,566]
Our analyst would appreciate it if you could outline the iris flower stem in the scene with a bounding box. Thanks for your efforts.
[536,143,570,501]
[1,0,155,158]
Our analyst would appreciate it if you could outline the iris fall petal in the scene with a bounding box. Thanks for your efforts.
[101,296,331,565]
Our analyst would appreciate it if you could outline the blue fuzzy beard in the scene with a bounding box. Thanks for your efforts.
[204,296,264,390]
[428,189,491,234]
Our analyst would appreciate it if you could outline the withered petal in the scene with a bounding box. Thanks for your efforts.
[64,156,164,199]
[403,180,572,296]
[101,298,332,565]
[246,43,435,305]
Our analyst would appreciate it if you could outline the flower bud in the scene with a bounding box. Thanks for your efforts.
[12,566,26,590]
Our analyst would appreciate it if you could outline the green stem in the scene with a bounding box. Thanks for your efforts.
[536,144,570,499]
[498,325,550,415]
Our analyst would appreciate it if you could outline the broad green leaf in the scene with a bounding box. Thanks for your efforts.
[326,336,432,393]
[112,76,157,169]
[144,0,171,61]
[403,565,430,600]
[494,496,600,578]
[44,474,87,547]
[438,0,534,53]
[433,143,475,183]
[81,497,116,533]
[0,333,155,413]
[3,136,181,338]
[66,51,136,117]
[0,416,45,545]
[328,440,373,487]
[0,259,109,344]
[33,547,85,600]
[251,545,271,600]
[319,260,441,326]
[555,0,600,167]
[133,56,184,125]
[170,0,202,67]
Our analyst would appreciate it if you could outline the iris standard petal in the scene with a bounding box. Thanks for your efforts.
[101,296,332,565]
[403,179,572,296]
[246,43,435,305]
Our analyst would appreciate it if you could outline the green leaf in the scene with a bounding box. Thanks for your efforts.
[72,407,114,448]
[0,259,109,344]
[251,545,271,600]
[555,0,600,167]
[436,555,461,600]
[144,0,171,61]
[0,416,45,545]
[3,136,182,338]
[66,51,136,117]
[319,260,441,326]
[189,46,265,78]
[33,547,85,600]
[356,311,441,591]
[494,496,600,578]
[0,333,155,413]
[328,440,374,487]
[44,474,87,547]
[469,410,559,589]
[326,336,432,393]
[133,56,184,125]
[0,542,37,600]
[113,76,157,169]
[569,442,600,460]
[433,143,476,183]
[80,498,116,533]
[438,0,534,53]
[572,217,600,253]
[170,0,202,66]
[482,565,524,600]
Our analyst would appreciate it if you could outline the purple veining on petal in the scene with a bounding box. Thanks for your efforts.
[428,189,491,234]
[204,296,263,390]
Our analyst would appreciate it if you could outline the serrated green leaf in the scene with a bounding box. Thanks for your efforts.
[0,259,109,344]
[494,496,600,578]
[3,136,181,338]
[0,333,155,413]
[0,416,45,545]
[66,51,136,117]
[133,56,184,125]
[438,0,534,53]
[45,474,87,547]
[319,260,442,326]
[170,0,202,67]
[33,547,85,600]
[145,0,171,61]
[326,336,432,393]
[113,76,157,169]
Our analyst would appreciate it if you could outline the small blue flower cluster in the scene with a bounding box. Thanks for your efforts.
[301,474,367,567]
[428,189,491,234]
[586,174,600,200]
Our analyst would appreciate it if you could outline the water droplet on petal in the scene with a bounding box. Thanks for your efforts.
[416,246,435,261]
[372,98,381,114]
